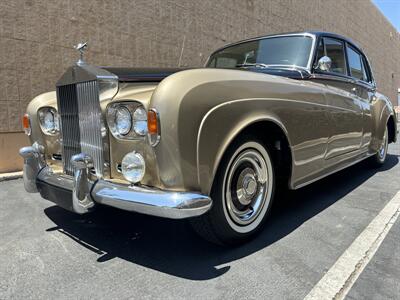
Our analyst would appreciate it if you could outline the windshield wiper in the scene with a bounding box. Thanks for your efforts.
[236,63,271,68]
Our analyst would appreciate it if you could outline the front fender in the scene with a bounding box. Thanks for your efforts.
[150,68,325,193]
[197,100,290,194]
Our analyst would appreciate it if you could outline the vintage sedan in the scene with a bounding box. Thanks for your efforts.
[20,32,397,245]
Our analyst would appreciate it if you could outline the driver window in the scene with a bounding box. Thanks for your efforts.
[323,38,346,75]
[316,39,324,62]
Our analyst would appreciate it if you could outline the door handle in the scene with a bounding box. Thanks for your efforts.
[351,87,358,94]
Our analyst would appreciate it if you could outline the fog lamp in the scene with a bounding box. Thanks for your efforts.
[121,151,145,183]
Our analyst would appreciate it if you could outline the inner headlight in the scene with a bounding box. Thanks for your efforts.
[132,107,148,136]
[38,107,59,135]
[115,106,132,136]
[107,102,147,139]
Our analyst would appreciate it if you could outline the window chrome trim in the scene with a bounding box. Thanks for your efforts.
[205,33,317,71]
[310,73,355,83]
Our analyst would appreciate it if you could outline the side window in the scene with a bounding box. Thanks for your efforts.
[316,39,324,62]
[361,56,372,83]
[324,38,346,75]
[347,46,364,80]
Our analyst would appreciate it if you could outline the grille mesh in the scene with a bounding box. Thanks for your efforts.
[57,80,103,176]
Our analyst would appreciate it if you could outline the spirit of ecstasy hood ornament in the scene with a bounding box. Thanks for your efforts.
[74,42,88,65]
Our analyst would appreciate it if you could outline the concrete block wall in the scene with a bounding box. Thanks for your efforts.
[0,0,399,171]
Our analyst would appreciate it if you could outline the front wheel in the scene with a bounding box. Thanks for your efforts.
[191,138,275,246]
[369,126,389,167]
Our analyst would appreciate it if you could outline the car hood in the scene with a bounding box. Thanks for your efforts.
[101,67,189,82]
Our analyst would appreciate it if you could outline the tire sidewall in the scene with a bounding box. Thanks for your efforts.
[376,126,389,164]
[377,126,389,164]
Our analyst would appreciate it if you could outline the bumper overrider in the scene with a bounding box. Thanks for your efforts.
[19,145,212,219]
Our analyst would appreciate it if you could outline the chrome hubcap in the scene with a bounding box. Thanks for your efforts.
[225,149,269,226]
[236,169,258,205]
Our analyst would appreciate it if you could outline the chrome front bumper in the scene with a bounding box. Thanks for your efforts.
[19,145,212,219]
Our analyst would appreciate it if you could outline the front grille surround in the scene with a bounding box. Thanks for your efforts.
[57,80,104,177]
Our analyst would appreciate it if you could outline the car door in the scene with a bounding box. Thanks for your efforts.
[312,37,364,160]
[345,44,375,152]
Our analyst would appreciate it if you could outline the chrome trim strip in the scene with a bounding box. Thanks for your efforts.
[310,73,355,84]
[310,73,376,92]
[293,151,373,189]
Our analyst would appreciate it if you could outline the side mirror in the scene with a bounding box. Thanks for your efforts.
[243,50,255,64]
[316,56,332,72]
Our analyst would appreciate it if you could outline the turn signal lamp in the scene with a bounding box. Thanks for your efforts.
[147,109,160,146]
[22,113,31,136]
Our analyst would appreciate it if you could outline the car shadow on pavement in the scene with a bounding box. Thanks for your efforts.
[44,154,398,280]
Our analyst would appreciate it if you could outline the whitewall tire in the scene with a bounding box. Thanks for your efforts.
[191,136,275,245]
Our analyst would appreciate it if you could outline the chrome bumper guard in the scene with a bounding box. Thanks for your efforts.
[19,146,212,219]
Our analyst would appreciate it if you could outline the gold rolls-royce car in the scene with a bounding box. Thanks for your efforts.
[20,32,397,245]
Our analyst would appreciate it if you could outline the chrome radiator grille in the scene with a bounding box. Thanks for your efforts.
[57,80,104,176]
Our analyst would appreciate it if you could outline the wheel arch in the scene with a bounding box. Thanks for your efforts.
[197,109,294,195]
[387,115,397,143]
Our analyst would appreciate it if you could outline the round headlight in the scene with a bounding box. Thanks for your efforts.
[132,107,148,136]
[115,106,132,136]
[121,151,146,183]
[38,107,58,135]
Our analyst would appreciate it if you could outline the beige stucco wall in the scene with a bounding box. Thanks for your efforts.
[0,0,399,172]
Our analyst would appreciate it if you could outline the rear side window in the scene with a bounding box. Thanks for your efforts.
[324,38,346,75]
[361,56,372,83]
[347,46,364,80]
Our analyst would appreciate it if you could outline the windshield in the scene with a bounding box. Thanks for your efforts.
[206,35,313,69]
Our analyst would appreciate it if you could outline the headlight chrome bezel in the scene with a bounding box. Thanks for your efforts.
[106,101,148,140]
[38,107,59,136]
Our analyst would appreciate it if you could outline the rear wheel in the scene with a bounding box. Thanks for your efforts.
[191,137,275,246]
[369,126,389,167]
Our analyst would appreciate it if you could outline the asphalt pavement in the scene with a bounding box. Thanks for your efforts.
[0,141,399,299]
